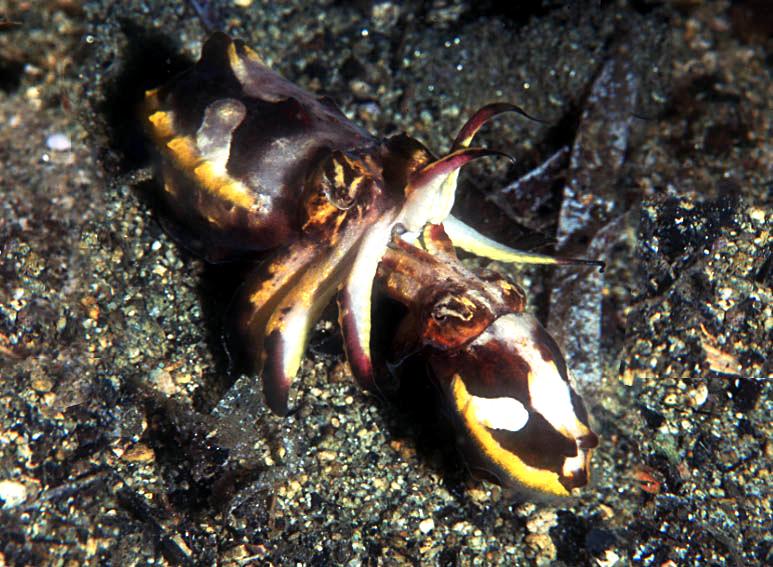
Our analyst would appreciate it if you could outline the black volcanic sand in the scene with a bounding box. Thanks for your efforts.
[0,1,769,565]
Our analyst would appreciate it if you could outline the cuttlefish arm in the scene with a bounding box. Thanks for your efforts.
[239,147,517,409]
[444,215,604,269]
[400,147,513,230]
[235,241,321,376]
[258,214,374,415]
[451,102,542,150]
[337,212,399,390]
[337,148,513,389]
[439,104,604,270]
[437,103,537,217]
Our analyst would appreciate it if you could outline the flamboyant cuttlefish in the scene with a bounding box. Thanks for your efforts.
[142,32,599,496]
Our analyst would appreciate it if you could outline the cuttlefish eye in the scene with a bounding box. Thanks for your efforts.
[315,150,381,210]
[431,293,475,323]
[419,289,493,351]
[445,312,598,496]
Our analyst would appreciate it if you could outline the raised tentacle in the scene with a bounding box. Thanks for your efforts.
[444,215,605,269]
[435,103,539,217]
[337,212,398,390]
[452,102,542,151]
[400,148,513,230]
[440,107,604,271]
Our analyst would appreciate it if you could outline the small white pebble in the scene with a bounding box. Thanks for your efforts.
[748,207,765,224]
[452,521,471,533]
[46,132,72,152]
[0,479,27,509]
[688,383,709,407]
[596,549,621,567]
[418,517,435,534]
[149,368,176,396]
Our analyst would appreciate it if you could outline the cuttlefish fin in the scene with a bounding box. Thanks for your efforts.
[444,215,604,269]
[338,214,396,390]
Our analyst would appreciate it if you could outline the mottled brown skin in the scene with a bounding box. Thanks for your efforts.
[143,33,599,495]
[378,227,525,356]
[145,34,398,259]
[144,33,527,414]
[380,226,597,494]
